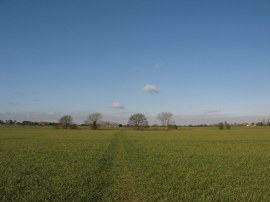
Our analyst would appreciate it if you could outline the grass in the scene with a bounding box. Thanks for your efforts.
[1,126,270,201]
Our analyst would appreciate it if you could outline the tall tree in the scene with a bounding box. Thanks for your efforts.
[128,113,148,129]
[58,115,72,129]
[86,113,102,130]
[157,112,173,127]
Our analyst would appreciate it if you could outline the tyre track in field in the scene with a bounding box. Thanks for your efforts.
[111,130,145,202]
[87,136,118,201]
[88,130,145,201]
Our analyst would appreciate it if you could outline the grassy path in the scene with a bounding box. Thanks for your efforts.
[104,131,144,201]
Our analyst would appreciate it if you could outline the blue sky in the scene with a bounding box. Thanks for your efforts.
[1,0,270,124]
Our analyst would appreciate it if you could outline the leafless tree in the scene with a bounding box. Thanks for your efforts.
[157,112,173,127]
[58,115,72,129]
[224,121,231,129]
[86,113,102,130]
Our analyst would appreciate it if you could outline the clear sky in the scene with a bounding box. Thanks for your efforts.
[1,0,270,124]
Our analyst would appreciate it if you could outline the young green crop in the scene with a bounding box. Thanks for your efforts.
[1,126,270,201]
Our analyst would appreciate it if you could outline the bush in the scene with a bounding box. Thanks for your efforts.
[70,124,79,129]
[168,125,178,129]
[218,122,224,130]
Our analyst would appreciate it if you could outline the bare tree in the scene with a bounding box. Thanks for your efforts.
[128,113,148,129]
[224,121,231,130]
[86,113,102,130]
[157,112,173,127]
[58,115,72,129]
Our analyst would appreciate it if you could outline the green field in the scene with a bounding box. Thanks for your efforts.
[1,127,270,201]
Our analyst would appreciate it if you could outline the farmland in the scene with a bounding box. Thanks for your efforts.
[1,126,270,201]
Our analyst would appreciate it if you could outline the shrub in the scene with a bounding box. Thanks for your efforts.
[70,124,79,130]
[168,125,178,129]
[218,122,224,130]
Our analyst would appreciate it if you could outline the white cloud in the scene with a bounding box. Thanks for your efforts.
[112,102,125,109]
[143,84,159,93]
[154,64,160,69]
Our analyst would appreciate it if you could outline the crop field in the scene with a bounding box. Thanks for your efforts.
[1,126,270,201]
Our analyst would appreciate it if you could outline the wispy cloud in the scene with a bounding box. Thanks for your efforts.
[143,84,159,93]
[154,64,161,69]
[112,102,125,109]
[33,98,40,102]
[32,91,39,94]
[31,112,42,115]
[0,111,269,125]
[207,109,222,113]
[8,102,20,105]
[0,112,62,122]
[16,91,24,96]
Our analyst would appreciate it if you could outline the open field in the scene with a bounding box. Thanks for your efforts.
[1,127,270,201]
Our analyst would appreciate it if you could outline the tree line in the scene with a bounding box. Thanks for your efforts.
[57,112,175,130]
[1,114,270,130]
